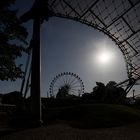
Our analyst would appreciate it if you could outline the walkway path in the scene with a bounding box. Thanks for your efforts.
[1,122,140,140]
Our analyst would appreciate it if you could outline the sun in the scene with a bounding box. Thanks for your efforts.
[98,51,112,64]
[95,49,115,66]
[89,40,116,67]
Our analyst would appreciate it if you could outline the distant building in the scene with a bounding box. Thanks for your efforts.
[0,93,18,112]
[2,91,22,105]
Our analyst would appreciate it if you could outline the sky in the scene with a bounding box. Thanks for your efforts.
[0,0,139,97]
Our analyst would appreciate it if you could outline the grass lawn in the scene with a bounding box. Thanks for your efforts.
[43,104,140,128]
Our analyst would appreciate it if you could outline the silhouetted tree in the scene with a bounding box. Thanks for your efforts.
[82,92,94,99]
[0,0,28,81]
[104,81,117,102]
[105,81,126,103]
[92,82,106,101]
[56,85,70,98]
[83,81,127,104]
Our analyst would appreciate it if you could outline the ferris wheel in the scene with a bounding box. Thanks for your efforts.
[49,72,84,97]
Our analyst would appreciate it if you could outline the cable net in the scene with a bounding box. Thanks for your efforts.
[46,0,140,81]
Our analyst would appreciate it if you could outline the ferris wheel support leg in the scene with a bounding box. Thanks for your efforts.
[125,82,135,94]
[31,17,42,126]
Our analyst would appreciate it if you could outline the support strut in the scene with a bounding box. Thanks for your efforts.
[31,17,42,125]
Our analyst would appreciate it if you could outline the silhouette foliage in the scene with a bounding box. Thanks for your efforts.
[0,0,28,81]
[56,85,70,98]
[82,81,127,104]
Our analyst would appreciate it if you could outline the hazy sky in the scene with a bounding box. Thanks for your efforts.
[0,0,139,97]
[41,18,127,94]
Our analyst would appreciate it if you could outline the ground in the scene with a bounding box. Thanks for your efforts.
[1,103,140,139]
[1,121,140,140]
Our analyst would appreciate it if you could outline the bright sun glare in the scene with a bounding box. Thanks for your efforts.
[98,51,112,64]
[90,40,116,67]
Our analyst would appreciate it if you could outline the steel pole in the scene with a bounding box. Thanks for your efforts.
[31,17,42,125]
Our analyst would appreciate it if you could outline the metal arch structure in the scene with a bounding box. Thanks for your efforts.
[46,0,140,82]
[22,0,140,87]
[21,0,140,124]
[49,72,84,97]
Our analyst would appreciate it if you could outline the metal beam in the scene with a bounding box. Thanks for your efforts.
[79,0,100,19]
[50,0,57,7]
[127,0,134,6]
[31,17,42,125]
[125,40,138,54]
[106,0,140,29]
[62,0,81,16]
[116,79,129,87]
[119,29,140,45]
[90,10,107,27]
[122,16,135,33]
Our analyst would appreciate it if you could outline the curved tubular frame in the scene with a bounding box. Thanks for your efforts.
[46,0,140,83]
[21,0,140,98]
[20,0,140,123]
